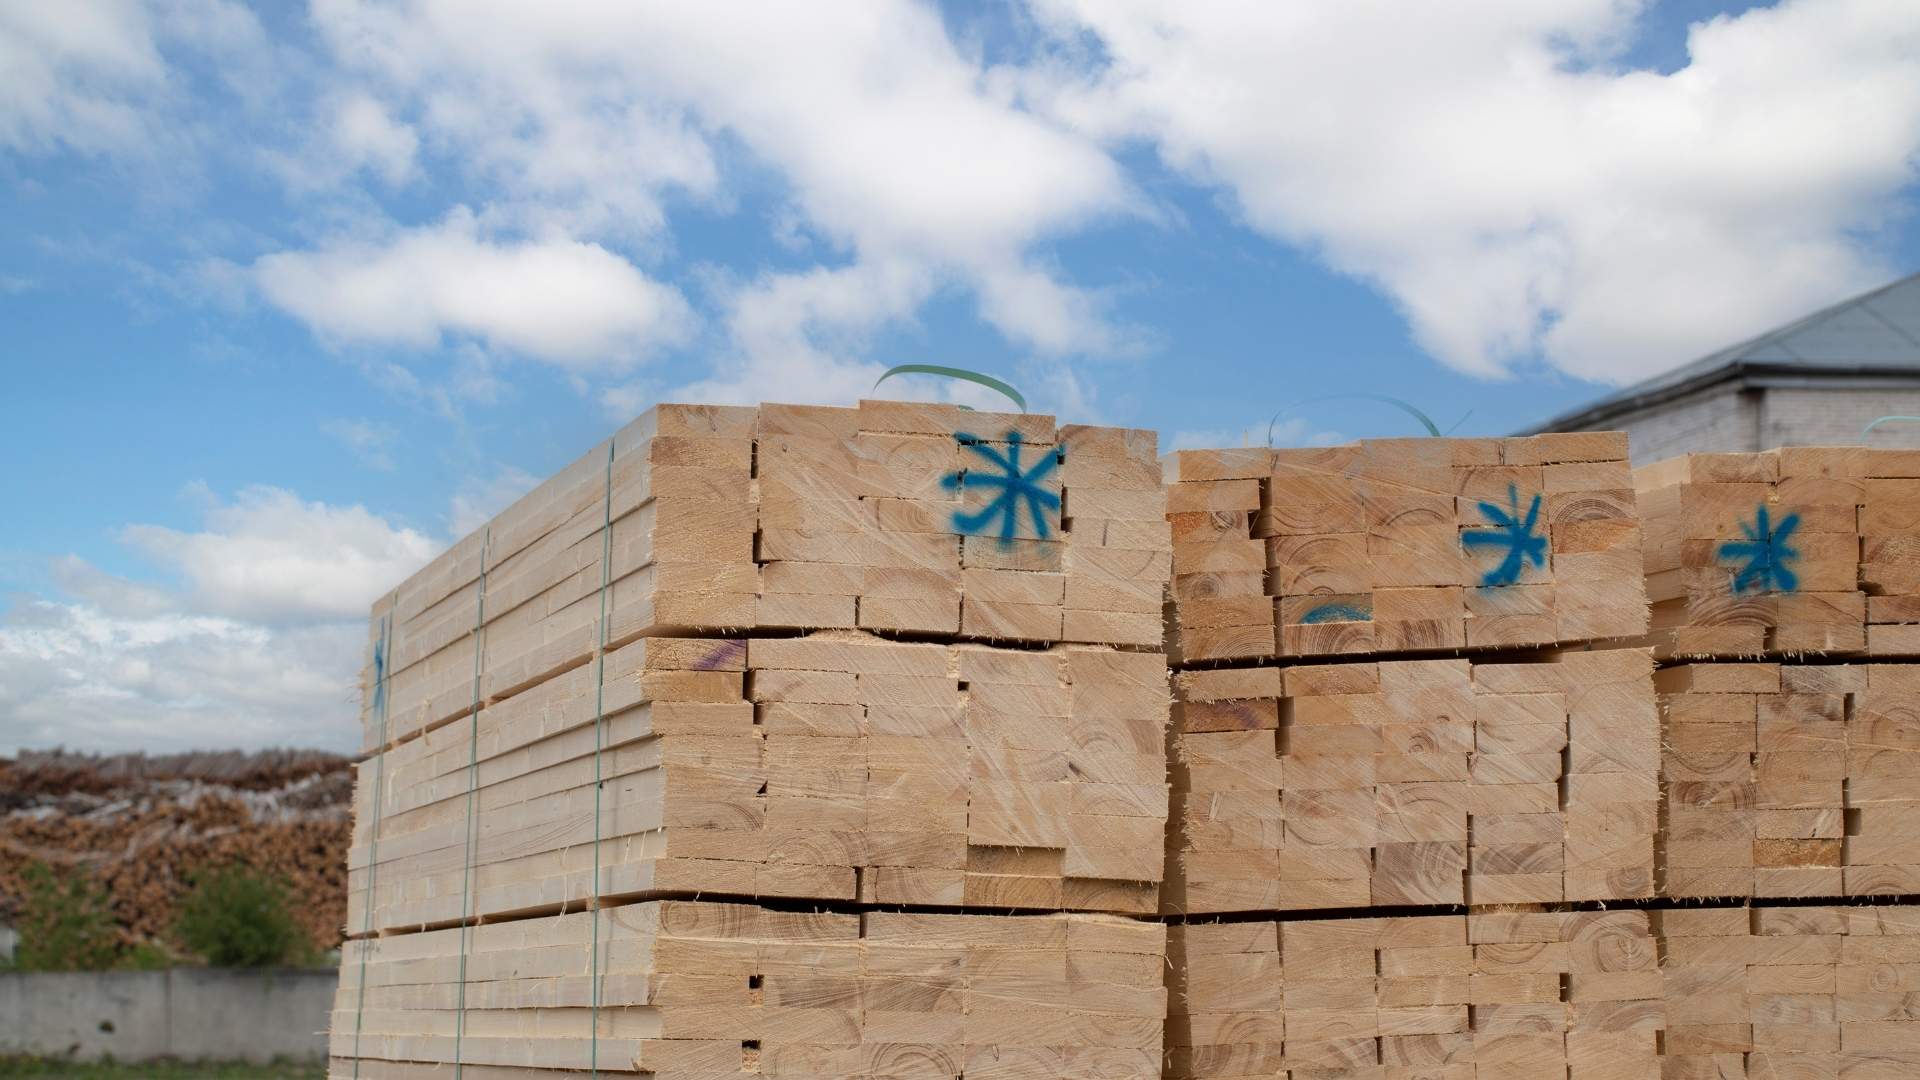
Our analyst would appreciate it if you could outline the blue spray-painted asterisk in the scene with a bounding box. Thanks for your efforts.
[370,618,388,714]
[942,430,1062,544]
[1300,602,1371,624]
[1462,483,1548,587]
[1718,505,1800,594]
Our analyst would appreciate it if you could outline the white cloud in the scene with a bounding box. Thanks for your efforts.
[449,466,539,538]
[48,554,175,618]
[304,0,1138,370]
[0,599,362,754]
[0,2,165,156]
[252,208,694,366]
[321,416,397,470]
[1170,417,1343,451]
[662,259,1104,416]
[1028,0,1920,383]
[0,485,436,754]
[121,484,436,622]
[0,1,269,159]
[667,261,923,407]
[332,92,418,186]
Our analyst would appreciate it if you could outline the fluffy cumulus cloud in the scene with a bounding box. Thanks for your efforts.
[0,602,363,754]
[0,2,167,156]
[275,0,1136,400]
[1026,0,1920,382]
[0,0,268,159]
[0,487,436,754]
[121,485,438,622]
[331,92,418,187]
[252,209,694,367]
[448,466,540,538]
[11,1,1920,394]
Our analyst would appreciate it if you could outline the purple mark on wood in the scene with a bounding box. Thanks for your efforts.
[693,639,747,670]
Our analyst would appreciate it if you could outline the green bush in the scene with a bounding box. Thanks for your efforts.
[14,863,121,971]
[173,864,309,968]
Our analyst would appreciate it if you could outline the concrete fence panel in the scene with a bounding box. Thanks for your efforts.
[0,968,333,1063]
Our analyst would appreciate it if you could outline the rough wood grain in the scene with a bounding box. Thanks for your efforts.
[1166,909,1660,1079]
[1634,446,1920,660]
[346,631,1169,932]
[1659,661,1920,899]
[1165,434,1648,663]
[331,898,1166,1077]
[364,402,1168,753]
[1164,648,1658,914]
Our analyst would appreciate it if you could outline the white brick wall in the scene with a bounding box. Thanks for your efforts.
[1760,387,1920,450]
[1565,384,1920,465]
[1610,386,1760,465]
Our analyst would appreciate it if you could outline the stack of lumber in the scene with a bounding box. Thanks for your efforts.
[331,898,1167,1078]
[1635,447,1920,658]
[1659,661,1920,899]
[1659,903,1920,1079]
[334,399,1174,1078]
[372,401,1166,749]
[1166,909,1662,1079]
[1164,433,1648,662]
[1165,648,1658,912]
[346,631,1169,930]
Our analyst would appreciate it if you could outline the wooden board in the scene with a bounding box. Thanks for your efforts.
[1658,662,1920,899]
[330,897,1166,1077]
[1634,446,1920,660]
[363,401,1168,752]
[1164,433,1648,662]
[1166,909,1661,1079]
[1164,648,1658,913]
[1659,903,1920,1080]
[345,631,1169,931]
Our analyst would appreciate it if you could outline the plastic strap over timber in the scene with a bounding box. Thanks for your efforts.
[348,614,391,1077]
[451,527,491,1078]
[589,439,615,1076]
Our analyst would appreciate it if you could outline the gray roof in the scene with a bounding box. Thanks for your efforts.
[1530,270,1920,432]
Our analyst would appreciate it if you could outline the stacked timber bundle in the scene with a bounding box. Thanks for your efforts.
[346,632,1168,929]
[1659,904,1920,1080]
[1164,648,1658,913]
[1659,662,1920,899]
[1165,909,1661,1079]
[1635,447,1920,658]
[372,401,1164,749]
[1164,432,1648,662]
[332,899,1167,1078]
[333,400,1172,1078]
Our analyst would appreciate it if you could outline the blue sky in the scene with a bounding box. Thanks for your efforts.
[3,0,1918,754]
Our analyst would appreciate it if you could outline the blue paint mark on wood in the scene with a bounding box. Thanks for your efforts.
[1300,602,1372,624]
[1718,505,1801,593]
[941,430,1062,545]
[1462,483,1547,587]
[370,619,388,714]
